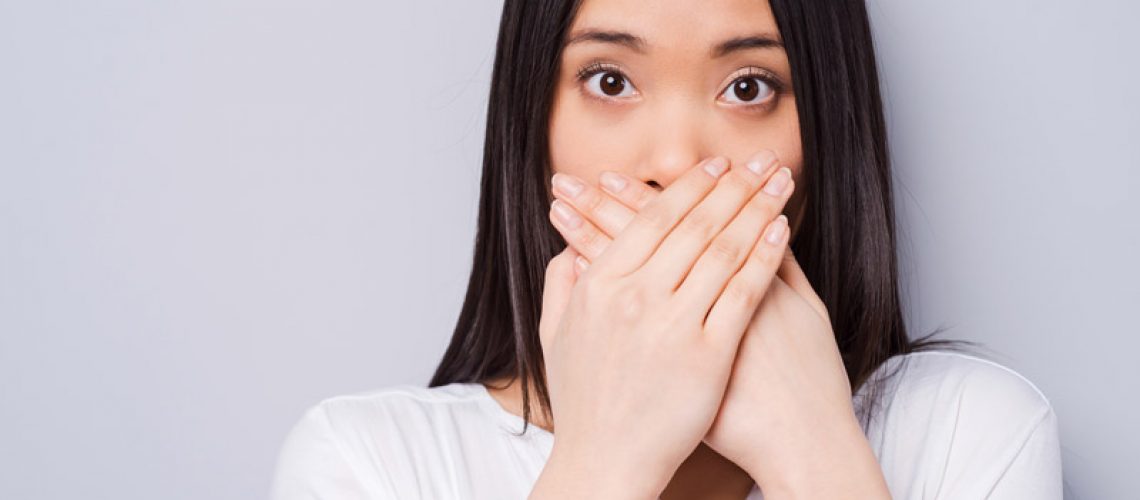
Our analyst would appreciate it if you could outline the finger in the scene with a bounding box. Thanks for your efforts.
[598,170,660,212]
[776,247,830,322]
[702,213,790,350]
[539,245,580,352]
[674,165,795,316]
[589,156,730,276]
[552,172,637,239]
[573,254,590,277]
[549,199,614,262]
[640,149,782,289]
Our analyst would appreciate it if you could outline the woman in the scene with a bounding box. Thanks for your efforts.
[273,0,1062,498]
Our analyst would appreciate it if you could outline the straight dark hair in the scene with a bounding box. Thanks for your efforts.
[429,0,968,434]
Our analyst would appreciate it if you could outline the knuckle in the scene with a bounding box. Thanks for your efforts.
[743,198,785,232]
[573,227,602,252]
[722,170,757,193]
[706,237,744,265]
[635,206,672,233]
[609,284,647,322]
[677,210,717,240]
[723,279,762,306]
[751,239,783,267]
[579,188,606,214]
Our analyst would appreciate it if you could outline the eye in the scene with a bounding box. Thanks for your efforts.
[577,63,638,100]
[720,70,780,107]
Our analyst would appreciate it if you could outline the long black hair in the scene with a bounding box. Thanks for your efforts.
[429,0,967,434]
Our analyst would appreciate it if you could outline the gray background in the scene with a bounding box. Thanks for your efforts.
[0,1,1135,499]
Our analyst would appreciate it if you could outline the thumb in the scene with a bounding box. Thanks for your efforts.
[539,245,581,353]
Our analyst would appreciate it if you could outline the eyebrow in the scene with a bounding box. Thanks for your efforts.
[563,28,784,57]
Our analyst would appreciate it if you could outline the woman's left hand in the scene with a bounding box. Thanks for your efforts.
[548,167,891,499]
[701,251,881,497]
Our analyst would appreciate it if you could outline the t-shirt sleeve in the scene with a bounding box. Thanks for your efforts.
[985,405,1063,499]
[871,353,1066,499]
[271,404,373,500]
[916,356,1064,499]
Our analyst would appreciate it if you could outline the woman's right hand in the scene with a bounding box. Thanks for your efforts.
[530,150,796,499]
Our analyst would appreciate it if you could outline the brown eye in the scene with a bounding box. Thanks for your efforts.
[722,76,774,104]
[584,69,637,99]
[599,72,625,96]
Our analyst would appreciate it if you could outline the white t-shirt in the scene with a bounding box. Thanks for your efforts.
[271,351,1062,499]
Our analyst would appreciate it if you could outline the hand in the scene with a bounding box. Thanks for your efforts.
[549,156,891,499]
[531,150,794,499]
[702,256,885,497]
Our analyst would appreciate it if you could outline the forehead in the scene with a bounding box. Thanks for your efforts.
[567,0,781,50]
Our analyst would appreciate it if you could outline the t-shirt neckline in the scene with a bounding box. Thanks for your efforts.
[470,382,555,441]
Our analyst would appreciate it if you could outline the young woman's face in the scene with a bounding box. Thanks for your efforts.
[549,0,803,210]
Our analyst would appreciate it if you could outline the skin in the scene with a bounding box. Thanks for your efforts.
[485,0,892,498]
[548,0,806,234]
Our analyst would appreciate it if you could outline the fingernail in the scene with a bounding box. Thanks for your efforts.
[600,171,628,193]
[552,173,585,198]
[765,214,788,245]
[551,199,582,228]
[703,156,729,177]
[747,149,778,176]
[574,255,590,274]
[763,167,792,196]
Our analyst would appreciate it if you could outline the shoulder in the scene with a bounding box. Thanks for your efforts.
[859,350,1056,435]
[859,350,1063,498]
[272,383,496,499]
[870,350,1054,422]
[282,382,498,459]
[304,382,490,431]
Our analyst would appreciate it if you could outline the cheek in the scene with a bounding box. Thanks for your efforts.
[549,87,805,185]
[757,99,803,174]
[780,100,804,181]
[548,91,615,184]
[719,102,803,179]
[779,99,807,179]
[730,99,804,183]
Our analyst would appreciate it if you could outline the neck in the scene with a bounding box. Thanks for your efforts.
[483,375,554,432]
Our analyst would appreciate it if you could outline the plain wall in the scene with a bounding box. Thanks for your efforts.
[0,1,1135,499]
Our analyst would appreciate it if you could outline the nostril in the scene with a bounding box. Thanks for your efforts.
[647,180,662,190]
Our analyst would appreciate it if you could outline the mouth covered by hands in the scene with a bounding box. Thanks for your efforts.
[534,150,888,499]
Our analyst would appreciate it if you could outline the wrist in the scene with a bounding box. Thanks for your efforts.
[745,419,890,500]
[529,442,667,500]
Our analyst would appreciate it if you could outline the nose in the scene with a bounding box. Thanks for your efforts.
[631,106,709,191]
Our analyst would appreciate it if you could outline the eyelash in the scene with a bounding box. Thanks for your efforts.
[573,62,787,111]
